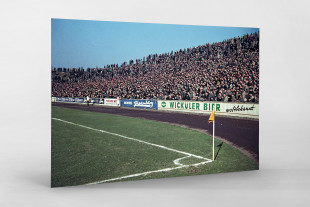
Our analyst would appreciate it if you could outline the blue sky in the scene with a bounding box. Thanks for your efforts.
[52,19,259,69]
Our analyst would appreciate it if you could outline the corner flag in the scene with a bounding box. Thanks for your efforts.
[208,111,215,123]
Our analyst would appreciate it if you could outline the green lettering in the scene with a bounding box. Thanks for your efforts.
[192,103,195,110]
[196,103,200,110]
[212,104,215,111]
[170,102,174,108]
[185,103,188,109]
[216,104,220,111]
[204,103,208,110]
[177,102,180,109]
[181,102,184,109]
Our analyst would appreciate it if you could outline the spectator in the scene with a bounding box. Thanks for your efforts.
[52,32,259,103]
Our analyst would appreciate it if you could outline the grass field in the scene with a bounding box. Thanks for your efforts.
[51,106,258,187]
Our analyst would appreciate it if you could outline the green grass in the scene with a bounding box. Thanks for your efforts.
[52,106,258,187]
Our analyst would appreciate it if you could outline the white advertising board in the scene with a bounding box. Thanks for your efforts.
[104,98,120,107]
[158,100,259,119]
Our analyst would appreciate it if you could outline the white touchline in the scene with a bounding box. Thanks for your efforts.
[52,117,213,184]
[52,118,211,161]
[87,160,213,184]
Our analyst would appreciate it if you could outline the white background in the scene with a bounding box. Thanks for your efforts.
[1,0,310,206]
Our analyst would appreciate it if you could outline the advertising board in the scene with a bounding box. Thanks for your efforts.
[158,100,258,119]
[55,97,85,103]
[120,99,158,110]
[104,98,120,106]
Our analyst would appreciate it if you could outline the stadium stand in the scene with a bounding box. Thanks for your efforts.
[52,32,259,103]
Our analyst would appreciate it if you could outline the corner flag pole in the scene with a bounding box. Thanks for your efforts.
[208,105,215,161]
[212,106,215,161]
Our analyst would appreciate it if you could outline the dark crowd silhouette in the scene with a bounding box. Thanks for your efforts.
[52,32,259,103]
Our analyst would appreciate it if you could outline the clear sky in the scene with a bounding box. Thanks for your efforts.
[51,19,259,69]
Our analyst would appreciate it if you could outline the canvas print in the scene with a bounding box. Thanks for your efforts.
[51,19,259,187]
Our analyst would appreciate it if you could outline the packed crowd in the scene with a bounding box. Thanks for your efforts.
[52,32,259,103]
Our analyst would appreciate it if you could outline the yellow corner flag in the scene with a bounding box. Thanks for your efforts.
[208,110,215,123]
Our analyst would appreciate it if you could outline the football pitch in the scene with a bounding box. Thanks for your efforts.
[52,106,258,187]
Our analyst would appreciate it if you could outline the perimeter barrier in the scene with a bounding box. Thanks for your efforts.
[52,97,258,119]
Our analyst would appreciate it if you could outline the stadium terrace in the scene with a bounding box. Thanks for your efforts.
[52,32,259,103]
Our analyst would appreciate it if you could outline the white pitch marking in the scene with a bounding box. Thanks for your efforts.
[87,159,213,184]
[52,117,213,184]
[52,118,212,161]
[173,155,191,166]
